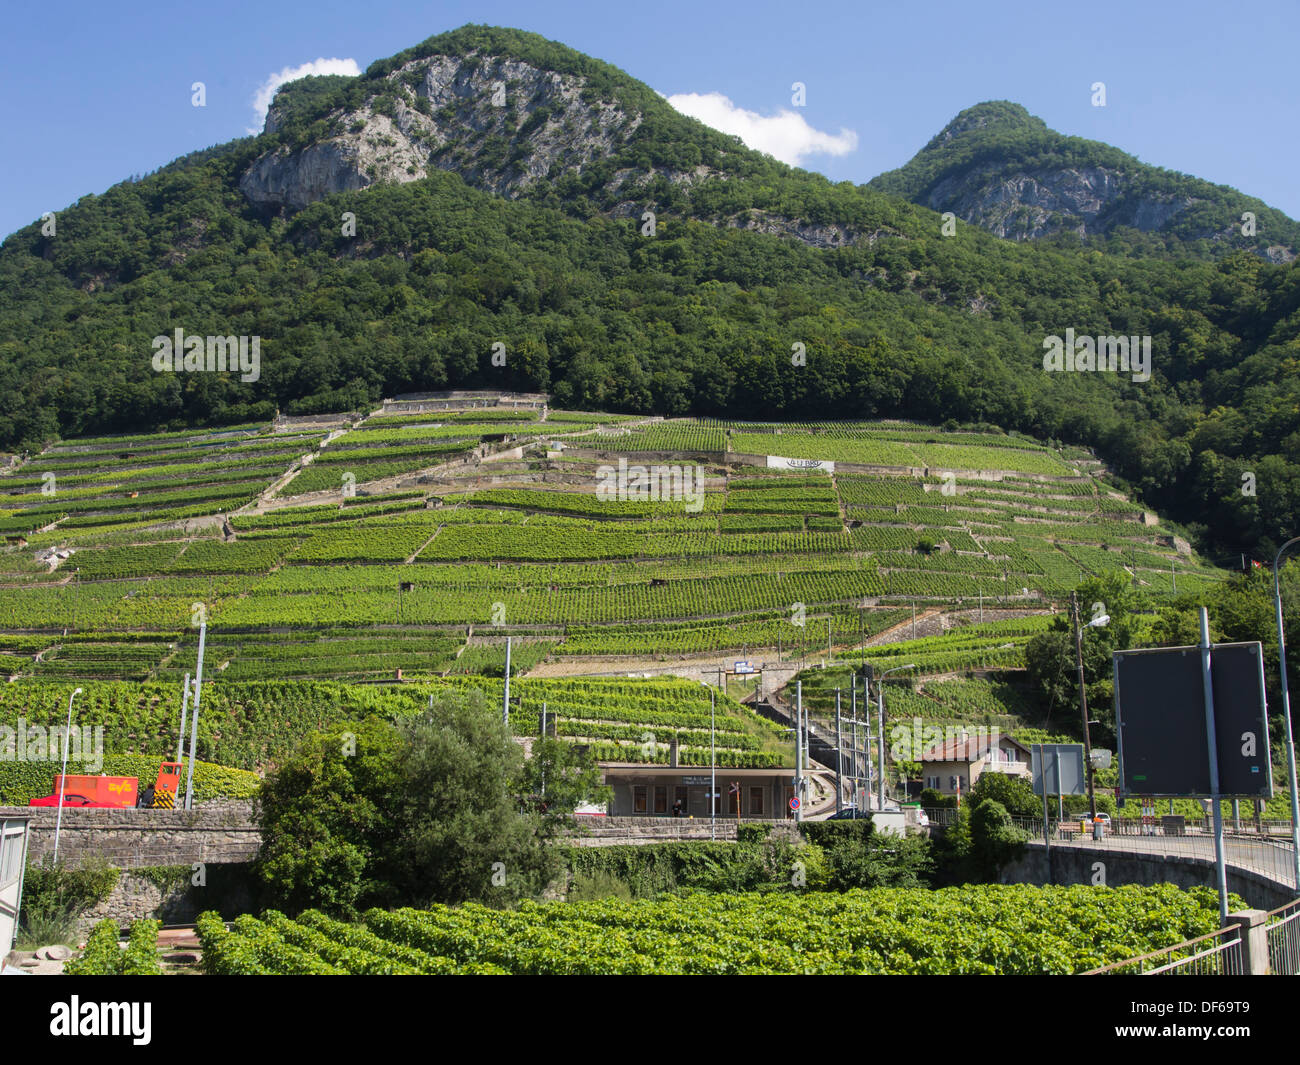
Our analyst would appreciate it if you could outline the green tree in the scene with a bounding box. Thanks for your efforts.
[253,715,400,918]
[254,689,604,916]
[969,799,1028,880]
[969,772,1039,819]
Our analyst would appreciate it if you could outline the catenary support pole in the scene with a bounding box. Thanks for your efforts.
[1271,537,1300,891]
[835,689,843,815]
[176,672,190,764]
[1200,607,1229,923]
[183,622,206,810]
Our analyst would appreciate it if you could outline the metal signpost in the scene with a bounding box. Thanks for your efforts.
[1113,612,1273,921]
[1032,742,1086,881]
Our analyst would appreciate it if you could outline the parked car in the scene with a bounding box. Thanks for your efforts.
[827,807,870,820]
[27,793,118,808]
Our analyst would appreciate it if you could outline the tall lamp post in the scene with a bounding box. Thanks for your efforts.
[1071,592,1109,820]
[1272,537,1300,889]
[53,687,83,864]
[876,664,916,810]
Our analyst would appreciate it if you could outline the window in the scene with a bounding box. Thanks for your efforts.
[633,786,647,814]
[749,787,763,816]
[653,786,667,814]
[675,786,687,812]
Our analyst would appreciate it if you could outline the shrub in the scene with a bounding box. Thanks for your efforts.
[17,857,119,948]
[64,919,122,975]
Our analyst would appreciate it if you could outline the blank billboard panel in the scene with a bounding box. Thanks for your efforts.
[1113,642,1271,799]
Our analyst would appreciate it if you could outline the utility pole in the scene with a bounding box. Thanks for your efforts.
[502,636,512,731]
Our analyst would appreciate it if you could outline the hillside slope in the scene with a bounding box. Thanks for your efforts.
[0,26,1298,558]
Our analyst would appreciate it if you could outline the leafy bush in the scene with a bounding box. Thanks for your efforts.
[64,919,122,975]
[120,919,162,975]
[17,858,119,948]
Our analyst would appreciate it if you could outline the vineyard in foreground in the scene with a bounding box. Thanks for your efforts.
[192,884,1227,975]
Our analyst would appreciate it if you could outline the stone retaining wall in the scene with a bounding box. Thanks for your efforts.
[1,801,259,870]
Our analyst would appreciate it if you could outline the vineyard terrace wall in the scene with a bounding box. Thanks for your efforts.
[3,801,259,870]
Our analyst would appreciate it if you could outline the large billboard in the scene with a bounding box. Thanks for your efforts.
[1113,641,1272,799]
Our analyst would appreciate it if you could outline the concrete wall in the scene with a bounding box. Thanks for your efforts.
[1,801,259,871]
[1002,843,1295,911]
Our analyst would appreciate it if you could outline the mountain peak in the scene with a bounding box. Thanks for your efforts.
[871,102,1297,260]
[932,101,1045,144]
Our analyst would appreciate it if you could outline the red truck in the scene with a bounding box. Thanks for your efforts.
[28,763,184,809]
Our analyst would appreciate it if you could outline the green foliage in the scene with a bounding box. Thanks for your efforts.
[120,919,163,975]
[254,688,602,917]
[969,799,1028,880]
[18,857,119,947]
[63,919,123,975]
[567,869,633,902]
[204,883,1225,974]
[0,753,258,805]
[969,772,1039,819]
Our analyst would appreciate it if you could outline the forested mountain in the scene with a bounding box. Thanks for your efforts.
[1,25,1298,558]
[871,101,1300,262]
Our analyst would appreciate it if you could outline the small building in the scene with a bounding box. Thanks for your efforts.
[919,733,1032,797]
[601,764,797,819]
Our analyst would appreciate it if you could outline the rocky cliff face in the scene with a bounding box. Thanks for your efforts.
[241,53,703,211]
[872,102,1297,261]
[922,164,1192,240]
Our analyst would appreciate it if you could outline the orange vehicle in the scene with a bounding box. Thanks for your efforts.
[149,762,184,808]
[28,762,185,809]
[36,774,138,808]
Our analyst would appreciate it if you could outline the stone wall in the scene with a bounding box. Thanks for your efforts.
[1002,843,1295,911]
[72,863,259,936]
[1,801,259,870]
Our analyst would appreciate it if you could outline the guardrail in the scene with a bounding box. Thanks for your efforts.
[1082,926,1246,975]
[1265,898,1300,975]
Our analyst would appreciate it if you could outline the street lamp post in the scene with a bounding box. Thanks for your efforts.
[1071,592,1109,820]
[876,664,916,810]
[53,687,83,864]
[1272,537,1300,889]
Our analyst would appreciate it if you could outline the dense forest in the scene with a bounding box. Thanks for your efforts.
[0,25,1297,559]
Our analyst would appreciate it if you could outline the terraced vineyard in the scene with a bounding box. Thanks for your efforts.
[0,402,1225,774]
[0,674,788,772]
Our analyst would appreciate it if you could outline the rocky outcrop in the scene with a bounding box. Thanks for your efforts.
[923,165,1199,241]
[241,53,659,211]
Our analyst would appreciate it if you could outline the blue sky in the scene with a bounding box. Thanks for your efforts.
[2,0,1296,240]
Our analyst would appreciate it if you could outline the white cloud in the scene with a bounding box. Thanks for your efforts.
[248,58,362,134]
[664,91,858,166]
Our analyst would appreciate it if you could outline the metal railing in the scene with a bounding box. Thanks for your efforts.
[1082,926,1246,975]
[1266,898,1300,975]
